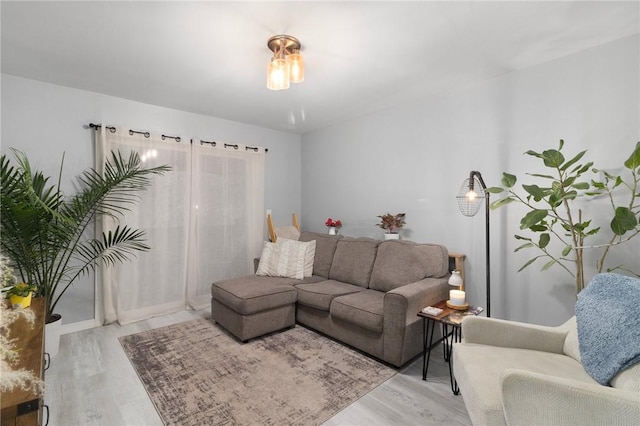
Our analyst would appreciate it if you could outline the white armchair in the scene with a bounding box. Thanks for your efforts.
[452,316,640,425]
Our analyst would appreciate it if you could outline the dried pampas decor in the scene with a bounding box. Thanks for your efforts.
[0,301,44,394]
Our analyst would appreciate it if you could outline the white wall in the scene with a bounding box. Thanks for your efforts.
[3,35,638,329]
[1,74,302,327]
[301,35,640,326]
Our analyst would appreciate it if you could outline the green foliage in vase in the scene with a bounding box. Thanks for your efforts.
[1,149,170,321]
[5,282,37,298]
[488,140,640,293]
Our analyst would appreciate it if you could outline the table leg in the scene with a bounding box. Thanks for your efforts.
[421,318,436,380]
[442,323,451,362]
[445,325,462,395]
[422,318,427,380]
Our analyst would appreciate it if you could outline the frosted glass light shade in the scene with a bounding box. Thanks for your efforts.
[287,53,304,83]
[266,35,303,90]
[448,270,463,287]
[267,58,290,90]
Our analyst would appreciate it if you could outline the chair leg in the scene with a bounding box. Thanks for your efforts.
[292,213,300,232]
[267,213,277,242]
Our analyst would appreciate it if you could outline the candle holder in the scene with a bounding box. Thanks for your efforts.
[446,300,470,310]
[447,270,469,310]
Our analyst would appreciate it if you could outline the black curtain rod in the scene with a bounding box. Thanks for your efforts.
[162,134,181,143]
[199,139,216,147]
[198,140,267,152]
[88,123,116,133]
[89,123,267,152]
[129,129,150,138]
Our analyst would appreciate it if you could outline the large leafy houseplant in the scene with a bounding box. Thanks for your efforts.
[1,149,170,321]
[488,140,640,293]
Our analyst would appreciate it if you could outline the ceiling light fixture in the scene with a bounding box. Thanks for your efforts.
[267,35,304,90]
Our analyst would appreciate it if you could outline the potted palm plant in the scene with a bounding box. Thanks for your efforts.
[377,213,406,239]
[1,149,169,356]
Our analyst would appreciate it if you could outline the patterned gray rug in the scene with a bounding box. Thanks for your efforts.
[119,319,395,425]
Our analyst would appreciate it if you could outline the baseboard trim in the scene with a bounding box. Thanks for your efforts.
[60,319,99,335]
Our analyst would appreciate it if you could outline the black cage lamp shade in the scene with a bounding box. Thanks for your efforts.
[456,171,491,317]
[456,174,486,217]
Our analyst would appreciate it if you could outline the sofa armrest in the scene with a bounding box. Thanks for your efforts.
[462,316,568,354]
[382,277,449,365]
[501,369,640,425]
[385,277,449,324]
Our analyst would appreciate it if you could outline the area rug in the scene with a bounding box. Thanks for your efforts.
[119,319,395,425]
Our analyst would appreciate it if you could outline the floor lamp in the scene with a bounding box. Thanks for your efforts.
[456,171,491,317]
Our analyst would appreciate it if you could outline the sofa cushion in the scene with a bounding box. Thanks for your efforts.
[211,275,297,315]
[296,280,364,311]
[610,362,640,392]
[299,232,342,278]
[369,240,448,292]
[331,289,384,333]
[563,317,581,362]
[329,238,380,288]
[453,343,598,426]
[291,275,326,286]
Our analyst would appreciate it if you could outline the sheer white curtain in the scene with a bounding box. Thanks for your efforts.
[98,128,191,324]
[97,128,265,324]
[186,143,265,309]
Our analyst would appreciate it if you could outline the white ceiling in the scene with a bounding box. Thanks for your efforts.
[2,1,638,134]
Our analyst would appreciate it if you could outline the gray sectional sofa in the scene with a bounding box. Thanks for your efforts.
[211,231,453,367]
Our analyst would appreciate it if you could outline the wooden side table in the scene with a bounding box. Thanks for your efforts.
[418,299,483,395]
[1,297,47,425]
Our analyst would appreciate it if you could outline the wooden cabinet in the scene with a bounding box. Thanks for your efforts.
[1,297,47,426]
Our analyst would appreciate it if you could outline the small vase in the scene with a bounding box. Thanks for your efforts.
[328,227,339,235]
[10,292,33,309]
[384,233,400,240]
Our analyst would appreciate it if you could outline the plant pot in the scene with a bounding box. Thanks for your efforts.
[328,227,339,235]
[45,314,62,357]
[384,233,400,240]
[9,292,33,309]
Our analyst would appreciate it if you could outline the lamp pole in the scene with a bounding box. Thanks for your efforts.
[469,171,491,318]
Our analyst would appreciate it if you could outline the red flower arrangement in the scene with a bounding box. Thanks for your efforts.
[325,218,342,228]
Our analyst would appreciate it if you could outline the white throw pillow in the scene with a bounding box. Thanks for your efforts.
[256,238,315,279]
[302,239,316,277]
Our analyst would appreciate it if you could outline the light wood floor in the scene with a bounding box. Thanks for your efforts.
[44,309,472,426]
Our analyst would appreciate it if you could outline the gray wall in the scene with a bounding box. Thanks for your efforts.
[1,74,302,327]
[301,35,640,326]
[3,34,638,329]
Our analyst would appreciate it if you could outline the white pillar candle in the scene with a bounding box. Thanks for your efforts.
[450,289,466,306]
